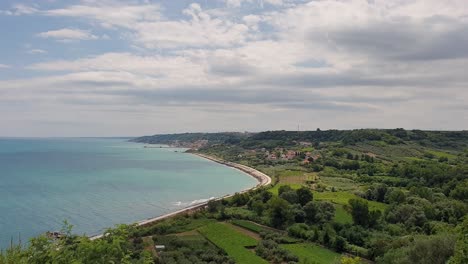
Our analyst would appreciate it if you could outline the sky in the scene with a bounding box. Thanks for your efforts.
[0,0,467,137]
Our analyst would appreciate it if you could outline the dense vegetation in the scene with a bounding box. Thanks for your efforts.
[2,129,467,263]
[131,132,251,145]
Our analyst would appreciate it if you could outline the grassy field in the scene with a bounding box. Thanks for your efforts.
[278,170,305,177]
[315,191,387,211]
[319,176,359,191]
[279,174,315,185]
[425,149,457,159]
[231,219,266,233]
[334,204,353,224]
[198,222,268,264]
[281,243,342,264]
[269,183,303,195]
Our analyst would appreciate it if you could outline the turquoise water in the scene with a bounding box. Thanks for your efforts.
[0,138,257,248]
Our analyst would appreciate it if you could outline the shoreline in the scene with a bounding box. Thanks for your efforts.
[90,152,271,240]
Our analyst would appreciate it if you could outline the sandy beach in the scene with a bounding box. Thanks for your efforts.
[90,152,271,240]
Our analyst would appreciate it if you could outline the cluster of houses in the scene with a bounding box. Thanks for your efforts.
[238,145,320,165]
[265,149,320,164]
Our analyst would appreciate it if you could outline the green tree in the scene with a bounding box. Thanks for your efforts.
[296,186,313,206]
[449,217,468,264]
[267,197,293,229]
[349,199,369,226]
[278,185,293,196]
[280,190,299,204]
[251,199,266,216]
[334,236,347,252]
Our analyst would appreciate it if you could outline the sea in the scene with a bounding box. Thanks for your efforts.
[0,138,257,249]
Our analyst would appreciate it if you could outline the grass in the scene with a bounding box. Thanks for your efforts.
[172,233,209,248]
[319,176,359,191]
[278,170,305,177]
[269,183,303,195]
[281,243,342,264]
[198,222,268,264]
[231,220,301,244]
[139,216,217,236]
[334,204,353,224]
[314,191,387,211]
[224,207,257,219]
[301,147,315,152]
[279,172,316,185]
[404,157,425,162]
[231,219,265,233]
[424,149,457,159]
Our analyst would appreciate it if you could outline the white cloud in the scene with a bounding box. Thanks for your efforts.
[131,3,251,49]
[27,49,48,54]
[263,0,284,6]
[2,0,468,135]
[225,0,254,8]
[0,64,11,69]
[44,1,162,29]
[0,4,38,15]
[37,28,98,41]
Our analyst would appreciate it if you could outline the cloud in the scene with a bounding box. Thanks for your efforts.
[27,49,48,54]
[43,1,162,29]
[324,18,468,61]
[130,3,251,49]
[0,64,11,69]
[0,4,38,15]
[2,0,468,135]
[225,0,254,8]
[37,28,98,41]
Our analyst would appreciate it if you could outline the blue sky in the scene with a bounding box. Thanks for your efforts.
[0,0,467,136]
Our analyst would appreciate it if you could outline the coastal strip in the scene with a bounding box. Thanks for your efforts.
[90,153,271,240]
[193,153,272,187]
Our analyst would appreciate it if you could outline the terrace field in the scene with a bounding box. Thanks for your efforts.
[281,243,342,264]
[198,222,268,264]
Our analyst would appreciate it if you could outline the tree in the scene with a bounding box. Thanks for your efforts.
[251,199,266,216]
[267,197,293,229]
[385,188,406,204]
[280,190,299,204]
[450,180,468,201]
[334,236,346,252]
[407,234,456,264]
[296,186,313,206]
[230,192,249,206]
[278,185,292,196]
[379,234,456,264]
[207,200,221,213]
[304,201,319,223]
[291,204,306,223]
[349,199,369,226]
[449,217,468,264]
[368,210,381,228]
[304,201,334,224]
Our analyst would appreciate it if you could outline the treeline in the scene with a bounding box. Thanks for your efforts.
[202,187,468,263]
[131,132,250,145]
[0,223,154,264]
[132,129,468,150]
[250,129,468,148]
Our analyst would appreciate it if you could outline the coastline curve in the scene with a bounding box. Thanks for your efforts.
[90,152,271,240]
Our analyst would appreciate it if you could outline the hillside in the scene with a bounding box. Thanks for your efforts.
[3,129,467,264]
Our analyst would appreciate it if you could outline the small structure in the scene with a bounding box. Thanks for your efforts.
[266,153,277,160]
[46,231,64,239]
[155,245,166,251]
[286,150,297,160]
